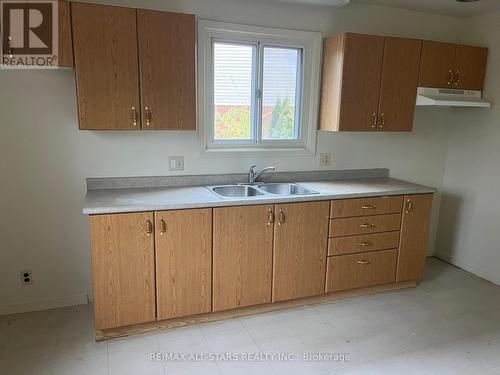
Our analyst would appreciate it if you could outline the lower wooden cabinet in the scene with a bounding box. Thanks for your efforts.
[397,194,433,282]
[89,212,156,330]
[273,201,330,302]
[155,209,212,320]
[213,205,274,311]
[325,249,398,292]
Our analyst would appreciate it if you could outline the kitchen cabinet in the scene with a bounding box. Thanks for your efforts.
[419,41,487,91]
[137,10,196,130]
[72,2,141,130]
[397,194,433,282]
[89,212,156,330]
[72,3,196,130]
[213,205,274,311]
[57,0,73,68]
[320,33,422,132]
[155,209,212,320]
[272,201,330,302]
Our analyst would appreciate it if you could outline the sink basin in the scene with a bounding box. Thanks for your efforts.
[257,183,318,195]
[210,185,265,198]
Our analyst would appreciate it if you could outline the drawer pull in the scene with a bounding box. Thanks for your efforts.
[358,241,373,247]
[361,205,377,209]
[360,223,375,228]
[357,260,372,265]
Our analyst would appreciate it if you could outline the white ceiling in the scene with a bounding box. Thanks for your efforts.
[351,0,500,18]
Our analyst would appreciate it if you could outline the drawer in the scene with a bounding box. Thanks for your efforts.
[325,249,398,292]
[331,196,403,218]
[328,231,400,256]
[330,214,401,237]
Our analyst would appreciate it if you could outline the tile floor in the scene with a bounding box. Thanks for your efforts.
[1,258,500,375]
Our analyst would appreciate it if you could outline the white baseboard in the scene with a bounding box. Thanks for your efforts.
[435,251,500,286]
[0,294,89,316]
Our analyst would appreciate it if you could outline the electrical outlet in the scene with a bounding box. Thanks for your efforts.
[168,156,184,171]
[319,153,331,167]
[20,270,32,286]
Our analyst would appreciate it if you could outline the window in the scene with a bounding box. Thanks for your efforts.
[198,20,322,155]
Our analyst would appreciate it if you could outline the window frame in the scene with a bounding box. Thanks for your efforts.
[198,20,322,156]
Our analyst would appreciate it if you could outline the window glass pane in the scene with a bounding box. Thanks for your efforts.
[262,47,300,140]
[213,42,255,140]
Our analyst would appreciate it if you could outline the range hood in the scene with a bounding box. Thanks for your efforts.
[416,87,491,108]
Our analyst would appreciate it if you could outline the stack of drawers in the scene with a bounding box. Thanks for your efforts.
[325,196,404,292]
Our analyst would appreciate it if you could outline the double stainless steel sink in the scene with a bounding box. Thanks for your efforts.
[207,183,319,199]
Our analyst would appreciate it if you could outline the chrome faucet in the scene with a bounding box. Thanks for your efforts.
[247,165,276,184]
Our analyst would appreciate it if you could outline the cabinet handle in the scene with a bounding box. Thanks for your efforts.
[146,219,153,236]
[447,70,454,86]
[267,209,275,226]
[371,113,378,129]
[159,217,166,235]
[360,223,375,228]
[358,241,373,247]
[7,35,12,56]
[361,205,377,210]
[454,71,461,86]
[379,113,385,129]
[405,199,413,214]
[145,107,152,127]
[131,106,138,127]
[278,209,285,226]
[357,259,372,265]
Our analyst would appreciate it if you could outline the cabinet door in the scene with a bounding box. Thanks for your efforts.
[213,205,274,311]
[418,41,456,88]
[89,212,155,330]
[378,37,422,132]
[339,33,385,131]
[57,0,73,68]
[155,209,212,320]
[137,10,196,130]
[397,194,433,282]
[273,201,330,302]
[453,45,488,91]
[72,2,140,130]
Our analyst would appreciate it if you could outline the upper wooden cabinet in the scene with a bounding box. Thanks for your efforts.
[419,41,488,91]
[71,3,196,130]
[320,33,422,132]
[155,209,212,320]
[273,201,330,302]
[137,10,196,130]
[396,194,433,282]
[57,0,74,68]
[89,212,156,330]
[72,2,141,130]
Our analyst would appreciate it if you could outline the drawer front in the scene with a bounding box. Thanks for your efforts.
[331,196,403,218]
[330,214,402,237]
[328,231,400,256]
[325,249,398,292]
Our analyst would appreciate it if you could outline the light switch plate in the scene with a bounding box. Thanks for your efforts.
[319,153,331,167]
[169,156,184,171]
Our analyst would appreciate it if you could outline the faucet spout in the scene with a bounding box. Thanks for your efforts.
[248,166,276,184]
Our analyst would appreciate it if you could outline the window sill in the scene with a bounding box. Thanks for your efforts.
[199,145,316,158]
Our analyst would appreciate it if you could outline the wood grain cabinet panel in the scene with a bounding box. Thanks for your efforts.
[418,41,457,89]
[328,231,400,256]
[453,45,488,91]
[71,2,141,130]
[213,205,274,312]
[155,209,212,320]
[273,201,330,302]
[89,212,155,330]
[330,213,402,237]
[137,10,196,130]
[331,196,403,218]
[397,194,433,282]
[325,249,398,292]
[57,0,73,68]
[378,37,422,132]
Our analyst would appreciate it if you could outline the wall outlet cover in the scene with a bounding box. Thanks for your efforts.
[169,156,184,171]
[319,153,331,167]
[20,270,33,286]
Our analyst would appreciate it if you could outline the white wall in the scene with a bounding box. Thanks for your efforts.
[436,11,500,285]
[0,0,462,313]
